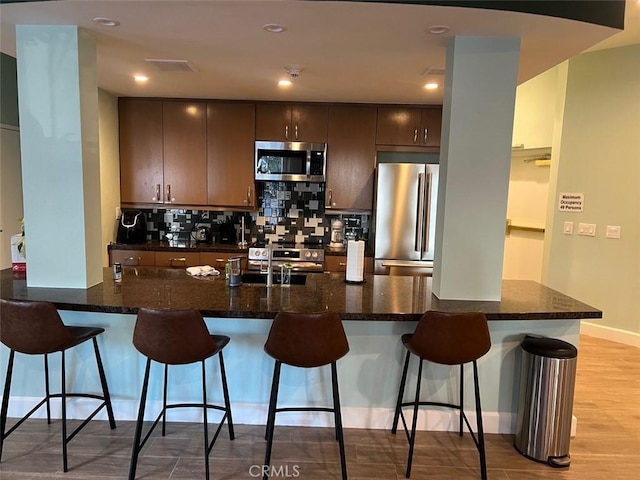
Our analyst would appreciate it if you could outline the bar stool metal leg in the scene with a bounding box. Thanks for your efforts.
[44,354,52,424]
[129,358,151,480]
[92,338,116,429]
[218,351,235,440]
[473,361,488,480]
[0,350,15,462]
[406,358,424,478]
[263,361,282,480]
[201,360,210,480]
[162,364,169,436]
[392,350,411,435]
[61,351,69,472]
[459,364,464,437]
[331,361,348,480]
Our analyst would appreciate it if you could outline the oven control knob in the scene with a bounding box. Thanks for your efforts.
[304,251,312,259]
[311,251,319,258]
[262,250,268,257]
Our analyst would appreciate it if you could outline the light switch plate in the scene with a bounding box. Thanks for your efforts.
[606,225,621,239]
[563,221,574,235]
[578,223,596,237]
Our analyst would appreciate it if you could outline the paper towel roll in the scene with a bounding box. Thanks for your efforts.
[345,240,365,283]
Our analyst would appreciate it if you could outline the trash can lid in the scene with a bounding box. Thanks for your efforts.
[521,335,577,359]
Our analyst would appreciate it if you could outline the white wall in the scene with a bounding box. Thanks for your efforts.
[503,66,561,281]
[543,45,640,340]
[98,89,120,266]
[503,158,549,280]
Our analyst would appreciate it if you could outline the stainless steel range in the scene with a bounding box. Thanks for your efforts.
[248,242,325,273]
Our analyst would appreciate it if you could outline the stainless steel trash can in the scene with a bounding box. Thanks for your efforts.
[514,335,578,467]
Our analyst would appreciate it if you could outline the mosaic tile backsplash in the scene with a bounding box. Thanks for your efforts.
[130,181,369,245]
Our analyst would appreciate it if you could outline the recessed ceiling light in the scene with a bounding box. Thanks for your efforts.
[263,24,286,33]
[278,79,293,88]
[92,17,120,27]
[424,83,439,90]
[133,75,149,84]
[427,25,450,35]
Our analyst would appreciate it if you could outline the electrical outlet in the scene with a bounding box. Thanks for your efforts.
[563,221,574,235]
[115,206,121,219]
[578,223,596,237]
[606,225,621,239]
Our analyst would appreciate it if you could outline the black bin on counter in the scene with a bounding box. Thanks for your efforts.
[514,335,578,467]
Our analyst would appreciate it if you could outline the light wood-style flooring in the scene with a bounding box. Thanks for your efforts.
[1,335,638,479]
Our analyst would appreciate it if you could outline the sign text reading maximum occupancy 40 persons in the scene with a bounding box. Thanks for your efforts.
[558,193,584,212]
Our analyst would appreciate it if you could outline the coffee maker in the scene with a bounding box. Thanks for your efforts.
[116,210,147,244]
[329,219,345,249]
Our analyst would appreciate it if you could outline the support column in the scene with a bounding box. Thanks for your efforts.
[16,26,102,288]
[432,36,520,300]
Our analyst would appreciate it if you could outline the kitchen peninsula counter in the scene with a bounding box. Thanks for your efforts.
[0,267,601,321]
[0,267,601,434]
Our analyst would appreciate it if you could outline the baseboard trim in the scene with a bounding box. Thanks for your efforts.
[0,397,577,436]
[581,322,640,348]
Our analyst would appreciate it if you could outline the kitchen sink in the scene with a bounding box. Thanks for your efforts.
[241,272,307,285]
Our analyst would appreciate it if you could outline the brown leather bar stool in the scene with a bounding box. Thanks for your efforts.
[391,311,491,479]
[263,311,350,480]
[129,307,234,480]
[0,299,116,472]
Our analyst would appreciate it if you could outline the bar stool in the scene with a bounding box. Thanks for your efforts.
[0,298,116,472]
[129,307,234,480]
[263,311,350,480]
[391,311,491,479]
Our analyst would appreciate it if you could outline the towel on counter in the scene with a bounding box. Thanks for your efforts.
[186,265,220,277]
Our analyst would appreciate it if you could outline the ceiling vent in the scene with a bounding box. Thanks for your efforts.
[421,66,445,76]
[144,59,198,72]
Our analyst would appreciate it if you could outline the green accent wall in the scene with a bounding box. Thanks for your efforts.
[544,44,640,335]
[0,52,19,127]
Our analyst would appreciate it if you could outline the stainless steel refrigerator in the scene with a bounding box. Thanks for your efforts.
[373,162,439,276]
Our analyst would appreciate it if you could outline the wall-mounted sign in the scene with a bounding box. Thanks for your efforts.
[558,193,584,212]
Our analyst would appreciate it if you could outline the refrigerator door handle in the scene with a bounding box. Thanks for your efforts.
[415,173,425,252]
[422,172,432,254]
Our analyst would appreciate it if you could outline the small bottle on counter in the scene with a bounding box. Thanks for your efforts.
[113,262,122,282]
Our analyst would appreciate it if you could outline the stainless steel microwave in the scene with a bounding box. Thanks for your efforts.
[255,141,327,182]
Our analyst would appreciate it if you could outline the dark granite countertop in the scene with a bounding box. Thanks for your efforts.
[1,268,602,322]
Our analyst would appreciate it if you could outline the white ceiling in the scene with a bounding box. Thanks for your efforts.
[1,0,638,104]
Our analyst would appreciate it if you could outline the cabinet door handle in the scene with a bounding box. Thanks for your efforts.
[123,256,140,266]
[153,184,161,202]
[294,123,299,141]
[327,189,333,208]
[285,124,289,141]
[246,186,252,205]
[166,184,175,203]
[413,128,418,144]
[169,257,186,266]
[423,128,428,144]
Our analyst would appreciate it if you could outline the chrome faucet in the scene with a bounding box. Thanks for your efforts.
[264,239,273,288]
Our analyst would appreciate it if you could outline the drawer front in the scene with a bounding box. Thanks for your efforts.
[325,256,373,273]
[110,250,155,267]
[155,252,201,268]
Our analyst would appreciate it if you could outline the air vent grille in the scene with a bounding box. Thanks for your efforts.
[421,66,445,76]
[144,59,198,72]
